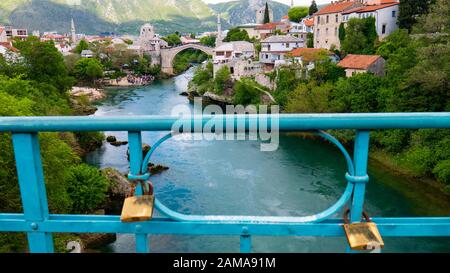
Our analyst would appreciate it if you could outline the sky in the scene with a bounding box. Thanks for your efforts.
[201,0,331,5]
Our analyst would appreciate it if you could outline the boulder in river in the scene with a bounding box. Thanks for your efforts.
[127,144,151,161]
[110,141,128,147]
[101,168,131,215]
[106,135,117,142]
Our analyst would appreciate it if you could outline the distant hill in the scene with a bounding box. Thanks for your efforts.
[209,0,290,26]
[0,0,291,35]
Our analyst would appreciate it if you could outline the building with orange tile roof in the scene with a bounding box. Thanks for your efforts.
[338,54,385,77]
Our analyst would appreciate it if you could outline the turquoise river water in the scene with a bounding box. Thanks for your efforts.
[86,67,450,253]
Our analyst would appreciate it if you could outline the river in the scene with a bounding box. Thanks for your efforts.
[86,67,450,253]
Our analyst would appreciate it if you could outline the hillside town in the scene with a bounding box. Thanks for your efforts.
[1,0,399,86]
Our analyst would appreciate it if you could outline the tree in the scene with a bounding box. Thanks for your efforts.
[214,65,231,94]
[264,2,271,24]
[200,35,216,47]
[285,82,334,113]
[193,62,213,86]
[309,0,318,16]
[13,38,74,93]
[398,0,434,32]
[341,17,377,54]
[163,33,182,46]
[75,39,89,54]
[234,78,262,105]
[413,0,450,34]
[338,23,346,42]
[310,60,346,84]
[288,7,309,23]
[74,58,104,82]
[223,28,250,42]
[307,33,314,48]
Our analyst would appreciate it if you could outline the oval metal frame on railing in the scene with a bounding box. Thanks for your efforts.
[135,130,357,223]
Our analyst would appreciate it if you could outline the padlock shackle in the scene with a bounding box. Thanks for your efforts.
[343,208,371,224]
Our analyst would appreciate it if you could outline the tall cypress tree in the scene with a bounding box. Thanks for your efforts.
[263,2,270,24]
[309,0,318,16]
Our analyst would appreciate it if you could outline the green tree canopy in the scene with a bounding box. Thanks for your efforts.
[200,35,216,47]
[223,28,250,42]
[288,7,309,22]
[74,58,104,82]
[214,65,231,94]
[309,0,318,16]
[398,0,434,31]
[163,33,182,46]
[341,17,377,55]
[75,39,89,54]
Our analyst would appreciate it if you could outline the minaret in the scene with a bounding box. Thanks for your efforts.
[215,14,222,47]
[291,0,294,8]
[71,18,77,44]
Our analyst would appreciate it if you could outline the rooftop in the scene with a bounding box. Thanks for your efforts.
[261,35,304,43]
[256,22,286,30]
[338,54,382,69]
[214,41,254,53]
[315,1,362,15]
[342,1,399,14]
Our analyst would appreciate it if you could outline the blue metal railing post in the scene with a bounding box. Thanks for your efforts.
[12,133,54,253]
[350,130,370,223]
[128,131,150,253]
[240,227,252,253]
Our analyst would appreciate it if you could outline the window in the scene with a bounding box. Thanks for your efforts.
[317,16,320,24]
[335,27,337,36]
[317,29,320,37]
[392,10,396,17]
[326,28,328,35]
[336,14,339,23]
[382,24,386,34]
[286,43,290,48]
[326,15,329,23]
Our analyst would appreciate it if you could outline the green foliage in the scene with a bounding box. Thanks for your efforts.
[75,132,105,153]
[224,28,250,42]
[309,0,318,16]
[433,160,450,185]
[398,0,434,31]
[413,0,449,34]
[66,164,110,214]
[332,73,383,113]
[13,37,75,93]
[341,17,377,55]
[338,23,346,42]
[274,68,298,108]
[172,49,208,74]
[163,33,182,46]
[285,82,334,113]
[264,2,271,24]
[200,35,216,47]
[75,39,89,54]
[192,62,213,86]
[234,78,262,105]
[214,65,231,94]
[288,7,309,22]
[307,32,314,48]
[402,146,436,176]
[74,58,104,82]
[309,60,346,84]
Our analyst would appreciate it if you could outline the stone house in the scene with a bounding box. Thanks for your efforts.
[259,35,304,71]
[342,1,399,40]
[337,54,385,77]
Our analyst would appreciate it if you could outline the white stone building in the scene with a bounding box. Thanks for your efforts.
[259,35,304,70]
[287,17,314,41]
[342,1,399,40]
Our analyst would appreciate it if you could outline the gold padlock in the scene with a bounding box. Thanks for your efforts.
[120,181,154,222]
[343,209,384,250]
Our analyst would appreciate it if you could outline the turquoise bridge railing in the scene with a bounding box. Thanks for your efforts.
[1,113,450,253]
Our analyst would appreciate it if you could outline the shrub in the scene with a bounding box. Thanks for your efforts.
[433,160,450,185]
[66,164,110,214]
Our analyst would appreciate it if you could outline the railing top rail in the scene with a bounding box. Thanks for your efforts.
[1,113,450,132]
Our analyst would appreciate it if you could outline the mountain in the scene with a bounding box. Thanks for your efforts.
[209,0,290,26]
[0,0,290,35]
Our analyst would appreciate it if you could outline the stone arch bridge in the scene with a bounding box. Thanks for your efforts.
[160,44,214,75]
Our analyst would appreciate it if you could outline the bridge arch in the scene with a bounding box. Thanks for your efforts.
[160,44,214,75]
